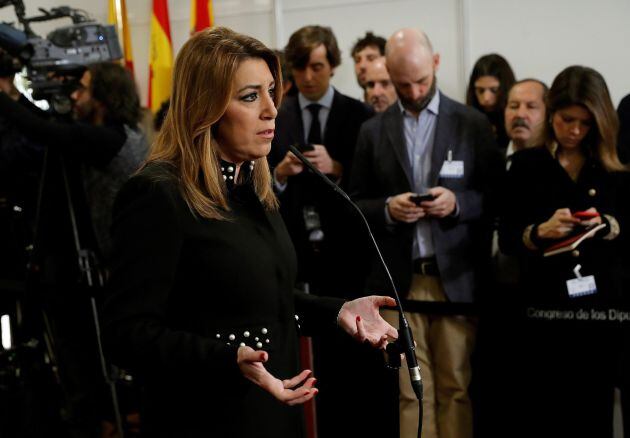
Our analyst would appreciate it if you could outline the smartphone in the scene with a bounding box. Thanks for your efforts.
[294,143,315,153]
[573,210,599,220]
[409,193,435,205]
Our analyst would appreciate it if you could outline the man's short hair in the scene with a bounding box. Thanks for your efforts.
[285,25,341,70]
[509,78,549,99]
[351,31,386,58]
[88,62,140,126]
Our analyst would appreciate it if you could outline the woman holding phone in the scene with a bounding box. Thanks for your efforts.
[499,65,629,437]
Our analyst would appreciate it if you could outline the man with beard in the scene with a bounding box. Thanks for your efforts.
[350,28,503,438]
[504,78,548,169]
[0,62,146,437]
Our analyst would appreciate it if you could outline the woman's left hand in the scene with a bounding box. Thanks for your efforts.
[338,296,398,349]
[237,347,318,406]
[579,207,603,229]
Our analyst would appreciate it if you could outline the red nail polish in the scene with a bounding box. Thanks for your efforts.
[356,315,361,322]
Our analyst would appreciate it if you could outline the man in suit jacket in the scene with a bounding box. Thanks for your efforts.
[269,25,390,437]
[270,25,373,297]
[350,28,503,438]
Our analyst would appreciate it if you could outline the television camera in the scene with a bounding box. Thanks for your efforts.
[0,0,122,112]
[0,2,128,435]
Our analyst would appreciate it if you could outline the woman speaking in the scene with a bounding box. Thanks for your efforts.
[103,27,397,437]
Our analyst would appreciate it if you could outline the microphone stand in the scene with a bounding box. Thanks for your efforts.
[287,144,423,437]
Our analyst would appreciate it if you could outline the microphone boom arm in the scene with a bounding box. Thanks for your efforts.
[286,144,424,402]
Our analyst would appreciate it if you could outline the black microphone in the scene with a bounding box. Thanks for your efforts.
[286,144,423,401]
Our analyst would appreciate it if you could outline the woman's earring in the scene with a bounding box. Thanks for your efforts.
[250,160,255,171]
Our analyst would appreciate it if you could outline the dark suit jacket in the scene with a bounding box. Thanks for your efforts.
[269,89,374,187]
[103,162,343,437]
[269,89,374,296]
[350,93,504,303]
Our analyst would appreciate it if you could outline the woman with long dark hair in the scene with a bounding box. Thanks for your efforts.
[103,27,397,437]
[499,65,629,437]
[466,54,515,148]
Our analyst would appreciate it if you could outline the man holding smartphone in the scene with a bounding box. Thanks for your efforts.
[268,25,379,437]
[269,25,373,295]
[350,29,504,438]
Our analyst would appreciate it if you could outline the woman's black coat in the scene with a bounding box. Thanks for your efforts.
[497,146,630,436]
[103,162,343,437]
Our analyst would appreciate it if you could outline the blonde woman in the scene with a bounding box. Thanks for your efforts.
[103,27,397,437]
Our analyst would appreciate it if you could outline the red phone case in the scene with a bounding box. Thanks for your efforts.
[573,210,600,219]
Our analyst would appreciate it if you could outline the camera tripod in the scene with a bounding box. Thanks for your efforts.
[0,141,127,437]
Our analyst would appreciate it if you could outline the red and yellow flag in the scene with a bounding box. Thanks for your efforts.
[148,0,173,112]
[190,0,214,34]
[108,0,134,73]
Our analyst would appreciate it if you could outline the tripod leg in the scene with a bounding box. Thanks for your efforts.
[89,297,125,438]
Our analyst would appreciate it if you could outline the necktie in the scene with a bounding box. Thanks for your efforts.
[307,103,322,145]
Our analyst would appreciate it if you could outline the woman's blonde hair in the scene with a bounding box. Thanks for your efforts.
[545,65,627,172]
[146,27,281,219]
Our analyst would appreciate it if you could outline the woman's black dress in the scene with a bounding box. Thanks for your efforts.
[103,162,343,437]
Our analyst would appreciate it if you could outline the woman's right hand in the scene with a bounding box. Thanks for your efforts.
[237,346,317,405]
[537,208,581,239]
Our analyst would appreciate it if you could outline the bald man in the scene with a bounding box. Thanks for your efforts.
[350,28,504,438]
[364,57,398,112]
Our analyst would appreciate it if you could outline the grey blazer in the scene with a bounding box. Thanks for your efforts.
[350,92,505,303]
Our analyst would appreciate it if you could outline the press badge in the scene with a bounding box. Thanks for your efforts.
[439,150,464,178]
[566,265,597,298]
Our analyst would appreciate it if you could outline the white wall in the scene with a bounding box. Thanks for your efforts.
[1,0,628,107]
[468,0,630,107]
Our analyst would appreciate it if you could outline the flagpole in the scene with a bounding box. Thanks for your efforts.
[114,0,124,56]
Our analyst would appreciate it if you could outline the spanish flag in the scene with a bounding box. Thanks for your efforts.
[190,0,214,34]
[108,0,134,73]
[148,0,173,112]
